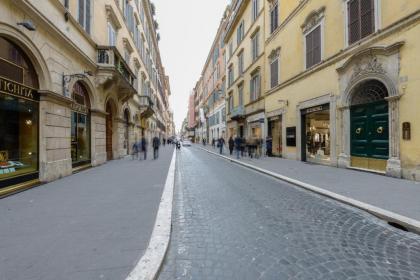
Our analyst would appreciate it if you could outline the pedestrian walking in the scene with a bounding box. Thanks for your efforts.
[228,136,234,155]
[234,135,241,159]
[141,136,147,160]
[153,136,160,159]
[218,137,225,155]
[132,140,139,160]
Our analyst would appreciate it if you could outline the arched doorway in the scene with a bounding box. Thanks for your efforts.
[106,101,114,161]
[71,82,91,167]
[350,80,389,171]
[123,109,130,155]
[0,36,40,187]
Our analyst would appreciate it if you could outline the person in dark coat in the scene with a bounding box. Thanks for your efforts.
[228,136,234,155]
[152,136,160,159]
[234,135,241,159]
[141,136,147,160]
[218,137,225,154]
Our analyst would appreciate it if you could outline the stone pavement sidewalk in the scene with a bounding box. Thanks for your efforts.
[199,144,420,224]
[0,146,175,280]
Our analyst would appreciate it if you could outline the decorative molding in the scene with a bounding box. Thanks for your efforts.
[349,55,386,84]
[268,47,281,60]
[123,38,134,53]
[301,6,326,34]
[105,5,122,29]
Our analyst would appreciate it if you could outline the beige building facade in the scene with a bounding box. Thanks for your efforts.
[0,0,172,194]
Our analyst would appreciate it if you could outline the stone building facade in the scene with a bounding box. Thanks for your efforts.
[0,0,173,195]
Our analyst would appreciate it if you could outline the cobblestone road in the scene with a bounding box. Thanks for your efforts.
[158,147,420,280]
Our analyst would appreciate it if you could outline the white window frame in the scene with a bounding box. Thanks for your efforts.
[270,55,279,89]
[78,0,92,33]
[303,18,324,70]
[343,0,381,47]
[252,0,259,21]
[270,1,279,34]
[251,31,260,62]
[107,22,117,46]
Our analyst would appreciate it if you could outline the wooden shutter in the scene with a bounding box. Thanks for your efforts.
[85,0,91,33]
[348,0,361,44]
[306,31,313,68]
[312,26,321,65]
[78,0,85,27]
[360,0,375,38]
[270,59,278,88]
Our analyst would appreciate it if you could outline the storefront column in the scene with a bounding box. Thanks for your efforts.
[39,91,73,182]
[338,106,351,168]
[90,109,107,166]
[386,96,402,178]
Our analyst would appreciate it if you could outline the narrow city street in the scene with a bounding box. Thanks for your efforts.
[159,147,420,280]
[0,147,174,280]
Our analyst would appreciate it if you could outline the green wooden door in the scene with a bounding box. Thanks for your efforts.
[350,101,389,159]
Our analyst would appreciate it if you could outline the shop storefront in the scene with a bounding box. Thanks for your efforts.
[71,82,91,168]
[0,37,40,188]
[267,115,282,157]
[301,104,330,164]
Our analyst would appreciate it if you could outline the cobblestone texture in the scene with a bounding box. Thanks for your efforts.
[158,147,420,280]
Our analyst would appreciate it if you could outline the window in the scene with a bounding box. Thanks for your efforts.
[270,56,279,88]
[228,65,234,87]
[107,22,117,46]
[124,48,130,64]
[238,51,244,76]
[347,0,375,45]
[78,0,91,33]
[250,72,260,101]
[228,93,234,113]
[252,0,259,21]
[251,31,259,61]
[237,21,244,45]
[305,25,321,69]
[270,1,279,34]
[229,41,233,58]
[238,84,244,106]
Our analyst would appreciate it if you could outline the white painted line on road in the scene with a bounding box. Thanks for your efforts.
[126,149,176,280]
[199,147,420,235]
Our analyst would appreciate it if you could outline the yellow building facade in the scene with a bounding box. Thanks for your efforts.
[0,0,172,194]
[263,0,420,180]
[225,0,266,144]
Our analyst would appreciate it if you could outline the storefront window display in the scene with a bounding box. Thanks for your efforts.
[303,105,330,164]
[71,82,91,167]
[268,116,282,157]
[0,36,40,186]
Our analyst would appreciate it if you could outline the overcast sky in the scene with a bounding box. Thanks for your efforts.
[153,0,230,132]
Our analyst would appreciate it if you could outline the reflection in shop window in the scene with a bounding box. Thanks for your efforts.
[304,107,330,164]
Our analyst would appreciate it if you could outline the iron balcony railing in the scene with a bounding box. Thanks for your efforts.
[97,46,136,87]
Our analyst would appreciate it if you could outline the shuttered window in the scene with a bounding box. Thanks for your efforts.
[252,0,259,21]
[270,57,279,88]
[78,0,91,34]
[270,2,279,34]
[252,31,259,61]
[348,0,375,45]
[250,73,260,101]
[305,25,321,69]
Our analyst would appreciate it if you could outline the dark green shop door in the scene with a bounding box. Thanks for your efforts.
[350,100,389,159]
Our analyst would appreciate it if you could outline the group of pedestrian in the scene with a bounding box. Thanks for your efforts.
[132,135,162,160]
[211,137,226,155]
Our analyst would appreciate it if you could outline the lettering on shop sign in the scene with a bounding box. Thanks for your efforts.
[305,106,324,114]
[0,77,38,100]
[71,102,88,114]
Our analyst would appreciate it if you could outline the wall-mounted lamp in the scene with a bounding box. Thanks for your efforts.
[17,20,36,31]
[63,71,93,97]
[278,99,289,106]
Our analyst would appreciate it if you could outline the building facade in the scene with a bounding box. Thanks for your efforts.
[0,0,172,195]
[225,0,266,146]
[262,0,420,180]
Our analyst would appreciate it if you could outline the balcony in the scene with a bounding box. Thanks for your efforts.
[230,105,245,120]
[138,95,155,119]
[96,46,137,102]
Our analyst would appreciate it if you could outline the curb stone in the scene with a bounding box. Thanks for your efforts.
[199,147,420,235]
[125,149,177,280]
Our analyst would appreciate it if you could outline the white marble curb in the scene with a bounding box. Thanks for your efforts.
[199,147,420,235]
[126,149,177,280]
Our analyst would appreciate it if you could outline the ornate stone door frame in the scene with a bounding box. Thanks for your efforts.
[336,43,404,178]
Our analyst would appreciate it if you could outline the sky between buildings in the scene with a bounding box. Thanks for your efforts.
[153,0,230,133]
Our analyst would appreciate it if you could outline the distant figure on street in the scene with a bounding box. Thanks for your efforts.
[228,136,234,155]
[218,137,225,155]
[141,136,147,160]
[234,135,241,159]
[152,136,161,159]
[163,138,166,146]
[202,138,206,146]
[212,138,216,148]
[132,140,139,160]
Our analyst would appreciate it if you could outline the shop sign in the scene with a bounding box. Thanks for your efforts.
[286,126,296,147]
[303,104,329,115]
[0,76,38,101]
[269,116,281,121]
[71,102,88,114]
